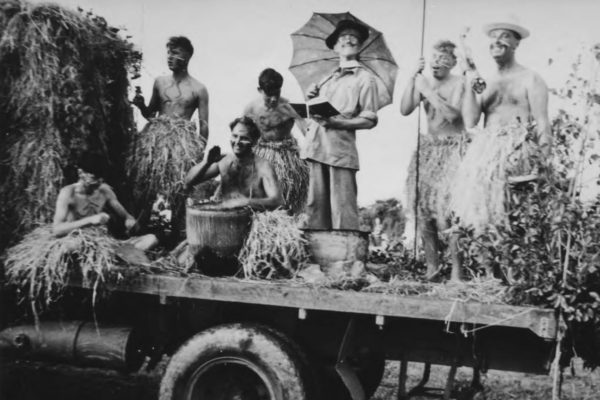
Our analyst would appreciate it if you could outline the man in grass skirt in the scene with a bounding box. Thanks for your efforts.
[130,36,209,245]
[243,68,309,214]
[401,40,467,281]
[453,20,551,234]
[53,152,158,251]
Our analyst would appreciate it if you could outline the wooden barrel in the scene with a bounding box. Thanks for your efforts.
[186,203,252,258]
[302,229,369,268]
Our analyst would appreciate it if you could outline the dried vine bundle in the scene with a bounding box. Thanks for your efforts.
[126,115,206,206]
[3,226,119,308]
[450,123,542,232]
[0,2,141,250]
[364,276,507,304]
[254,138,309,213]
[239,210,309,279]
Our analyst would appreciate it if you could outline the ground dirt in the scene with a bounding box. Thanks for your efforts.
[1,358,598,400]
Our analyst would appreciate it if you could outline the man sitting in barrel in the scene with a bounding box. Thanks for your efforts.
[185,116,283,210]
[53,152,158,251]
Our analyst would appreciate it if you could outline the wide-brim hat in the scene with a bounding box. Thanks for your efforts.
[325,19,369,49]
[483,22,530,40]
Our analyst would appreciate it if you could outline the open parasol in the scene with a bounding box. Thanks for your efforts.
[289,12,398,109]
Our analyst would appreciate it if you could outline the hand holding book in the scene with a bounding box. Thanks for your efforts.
[290,97,340,119]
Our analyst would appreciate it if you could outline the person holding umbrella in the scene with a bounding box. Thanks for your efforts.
[302,19,380,230]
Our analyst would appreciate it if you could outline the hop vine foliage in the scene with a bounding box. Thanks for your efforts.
[0,1,142,251]
[459,47,600,368]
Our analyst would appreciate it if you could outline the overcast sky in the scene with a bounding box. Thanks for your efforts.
[32,0,600,205]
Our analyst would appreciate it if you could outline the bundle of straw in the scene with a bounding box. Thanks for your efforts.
[3,226,119,308]
[405,134,469,223]
[127,115,206,207]
[254,138,309,214]
[364,276,507,304]
[449,123,541,232]
[239,210,309,279]
[0,2,141,251]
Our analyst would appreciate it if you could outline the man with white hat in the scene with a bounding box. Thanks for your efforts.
[462,19,551,153]
[451,19,552,275]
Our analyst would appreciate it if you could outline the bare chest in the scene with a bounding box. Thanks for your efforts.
[69,191,107,220]
[220,161,265,199]
[157,79,198,116]
[483,77,529,111]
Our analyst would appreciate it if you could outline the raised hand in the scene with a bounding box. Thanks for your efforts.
[207,146,222,164]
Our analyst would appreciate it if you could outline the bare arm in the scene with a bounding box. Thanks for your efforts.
[400,58,425,116]
[105,186,136,229]
[185,147,222,191]
[248,162,284,210]
[223,162,283,210]
[197,85,209,142]
[399,76,421,116]
[528,72,551,155]
[52,187,108,237]
[134,80,160,120]
[462,71,484,128]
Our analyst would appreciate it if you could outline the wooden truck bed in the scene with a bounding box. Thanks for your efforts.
[77,272,557,340]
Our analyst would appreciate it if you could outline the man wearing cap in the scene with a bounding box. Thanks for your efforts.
[243,68,309,213]
[400,40,466,280]
[462,21,551,151]
[53,153,158,251]
[303,19,379,230]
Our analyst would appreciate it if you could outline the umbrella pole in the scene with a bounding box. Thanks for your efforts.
[413,0,427,259]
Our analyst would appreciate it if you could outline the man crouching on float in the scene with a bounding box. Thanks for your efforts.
[185,116,283,210]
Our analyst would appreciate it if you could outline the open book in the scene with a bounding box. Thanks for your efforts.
[290,97,340,119]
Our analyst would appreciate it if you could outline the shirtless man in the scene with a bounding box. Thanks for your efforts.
[462,21,551,155]
[132,36,208,140]
[130,36,209,244]
[243,68,308,212]
[185,116,283,210]
[400,40,466,280]
[53,153,157,251]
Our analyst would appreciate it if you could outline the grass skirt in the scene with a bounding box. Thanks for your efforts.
[449,124,541,232]
[405,135,469,224]
[254,138,309,214]
[238,210,309,279]
[127,116,206,206]
[3,226,118,307]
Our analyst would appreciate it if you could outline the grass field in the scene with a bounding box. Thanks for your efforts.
[1,358,598,400]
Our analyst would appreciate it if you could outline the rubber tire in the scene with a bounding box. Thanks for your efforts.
[159,323,311,400]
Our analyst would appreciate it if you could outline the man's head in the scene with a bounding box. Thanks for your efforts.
[326,19,369,59]
[430,40,457,79]
[166,36,194,71]
[77,152,106,192]
[258,68,283,109]
[229,116,260,157]
[482,22,529,63]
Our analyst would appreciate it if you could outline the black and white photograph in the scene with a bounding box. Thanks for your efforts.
[0,0,599,399]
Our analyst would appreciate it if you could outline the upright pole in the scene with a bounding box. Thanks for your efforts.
[413,0,427,257]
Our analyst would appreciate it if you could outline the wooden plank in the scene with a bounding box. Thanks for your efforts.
[74,273,556,340]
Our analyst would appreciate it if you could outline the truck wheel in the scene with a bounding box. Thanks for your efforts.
[159,323,311,400]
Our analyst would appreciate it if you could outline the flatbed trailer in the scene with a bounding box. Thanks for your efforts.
[2,269,560,400]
